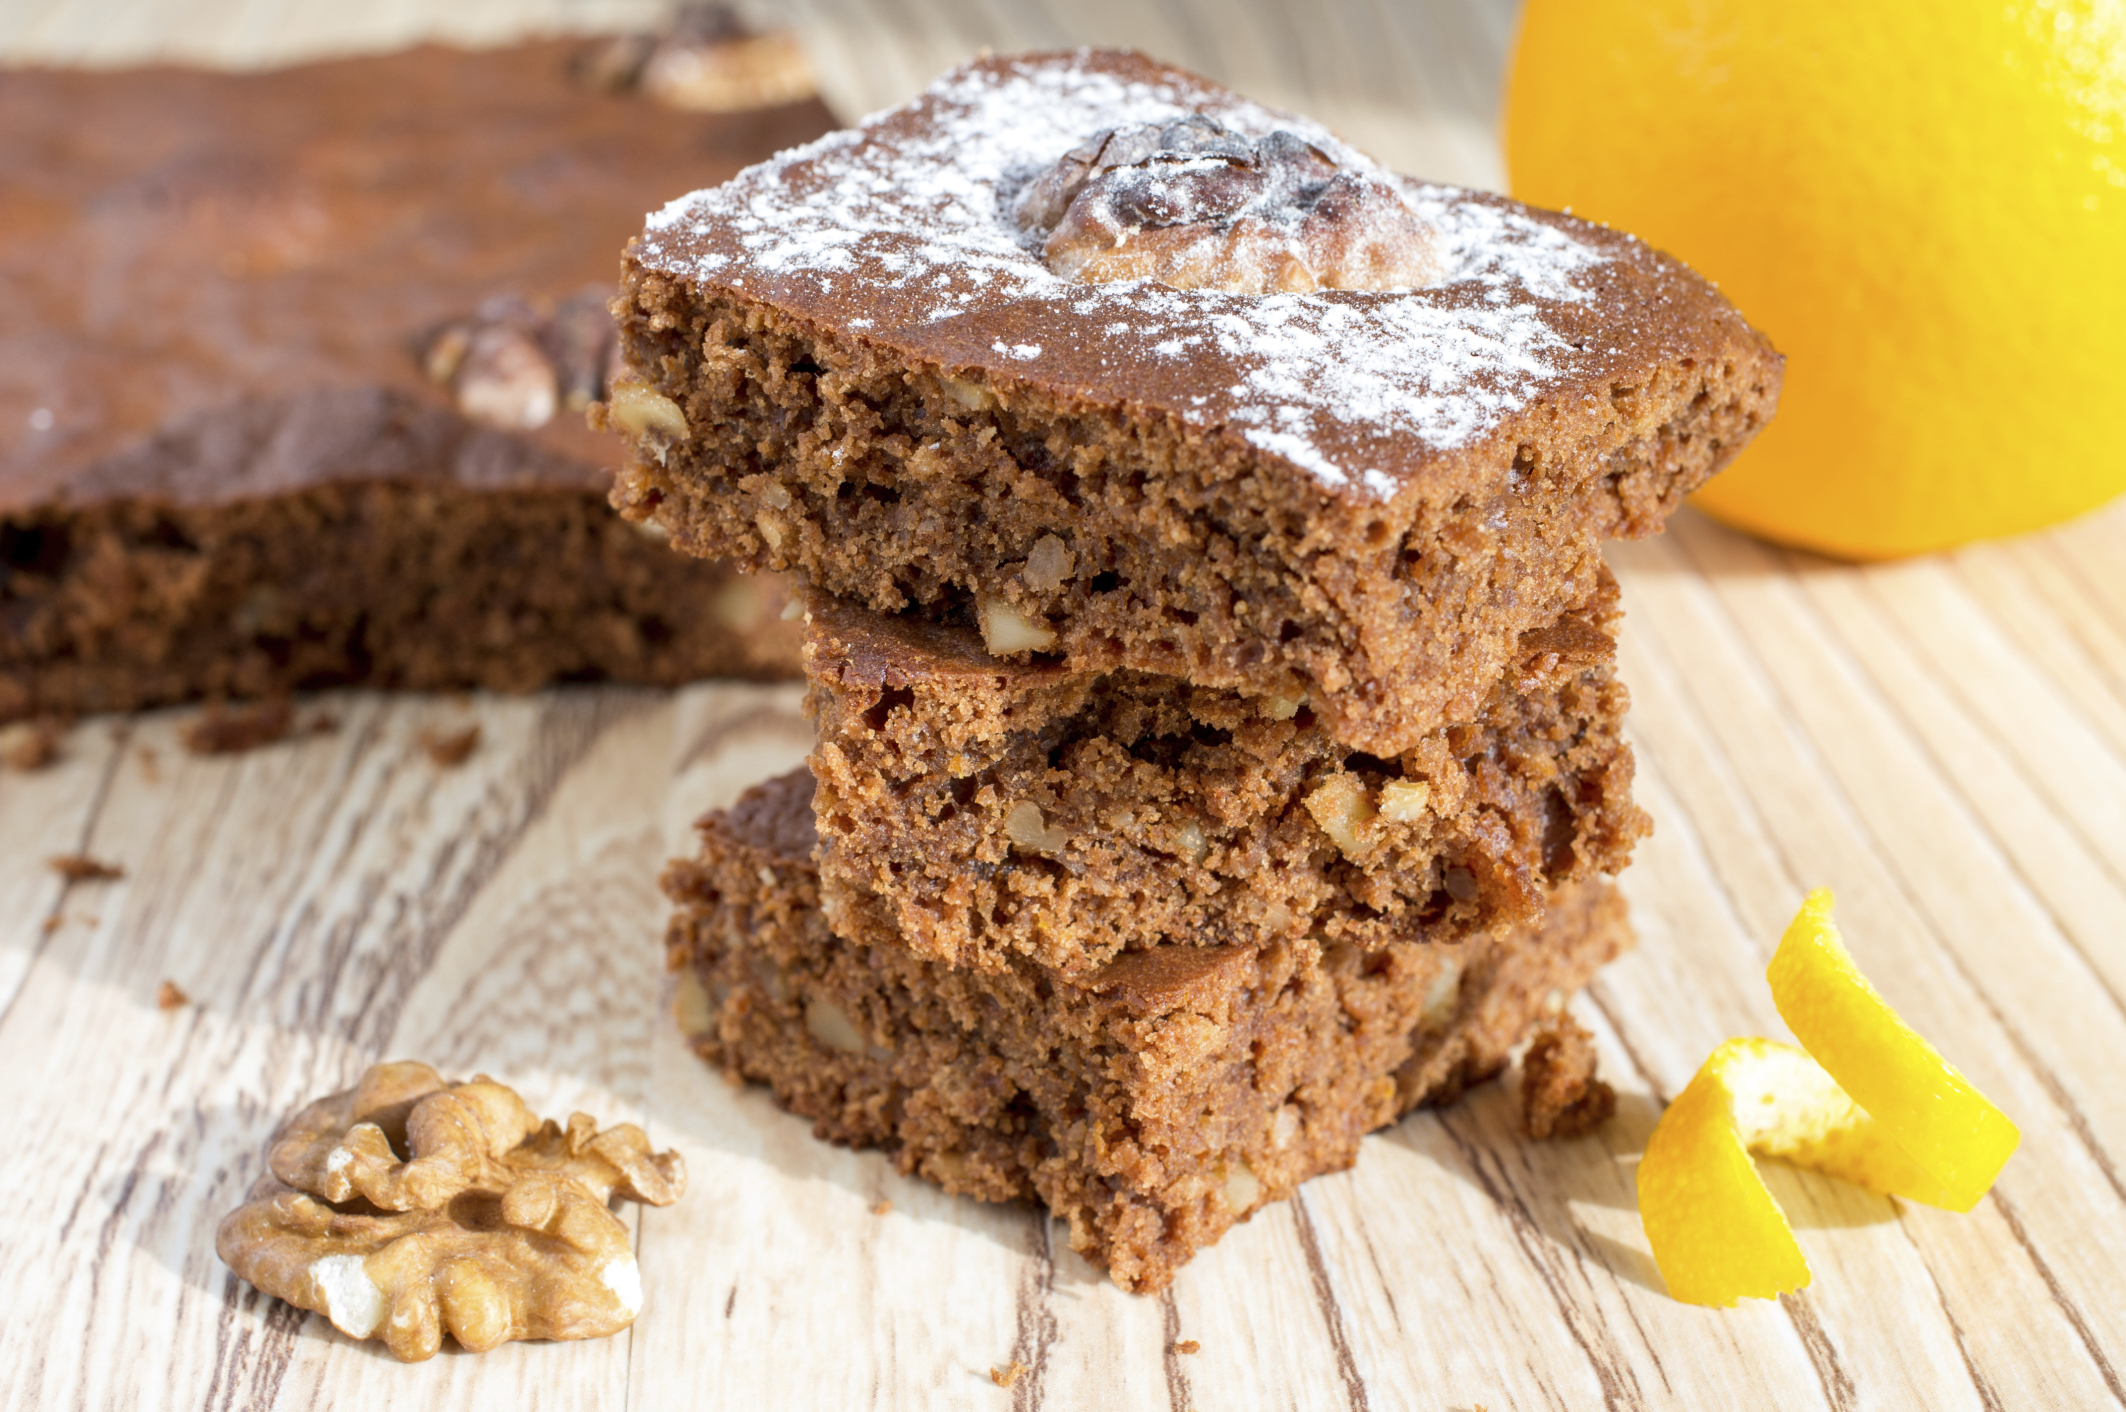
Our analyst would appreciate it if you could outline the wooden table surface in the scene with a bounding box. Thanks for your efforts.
[7,4,2126,1410]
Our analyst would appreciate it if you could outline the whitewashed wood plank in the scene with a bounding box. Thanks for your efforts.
[0,688,689,1412]
[1955,537,2126,761]
[633,1012,1044,1409]
[0,719,124,1015]
[1853,556,2126,887]
[1613,521,2126,1402]
[1790,563,2126,1012]
[1602,617,2119,1411]
[1156,1202,1370,1412]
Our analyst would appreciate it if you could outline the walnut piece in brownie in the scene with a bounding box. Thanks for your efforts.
[1,41,830,722]
[664,768,1634,1291]
[805,585,1646,974]
[607,49,1781,757]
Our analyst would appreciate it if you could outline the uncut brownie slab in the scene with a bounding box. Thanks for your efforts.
[0,40,833,719]
[665,767,1633,1292]
[605,48,1782,758]
[805,580,1646,975]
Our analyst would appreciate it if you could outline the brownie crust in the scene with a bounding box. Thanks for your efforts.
[665,768,1633,1291]
[607,49,1782,756]
[805,584,1646,974]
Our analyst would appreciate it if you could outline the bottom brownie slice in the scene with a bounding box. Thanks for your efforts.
[664,767,1633,1292]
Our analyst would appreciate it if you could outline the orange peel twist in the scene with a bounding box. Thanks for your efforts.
[1638,889,2020,1306]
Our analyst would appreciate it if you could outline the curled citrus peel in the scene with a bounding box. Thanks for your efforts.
[1638,889,2020,1306]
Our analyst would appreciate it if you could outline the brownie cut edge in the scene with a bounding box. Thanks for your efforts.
[606,47,1782,757]
[663,766,1635,1292]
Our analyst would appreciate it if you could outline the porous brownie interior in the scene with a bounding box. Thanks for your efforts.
[807,588,1646,974]
[611,276,1773,757]
[664,767,1633,1292]
[1,479,793,720]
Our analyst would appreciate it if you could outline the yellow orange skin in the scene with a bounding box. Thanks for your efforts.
[1637,891,2019,1306]
[1768,890,2020,1211]
[1506,1,2126,559]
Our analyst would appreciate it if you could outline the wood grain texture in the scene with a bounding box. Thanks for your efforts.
[7,3,2126,1409]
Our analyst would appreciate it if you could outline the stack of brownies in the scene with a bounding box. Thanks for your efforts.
[607,51,1781,1290]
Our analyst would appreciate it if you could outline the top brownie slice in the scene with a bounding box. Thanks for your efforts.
[607,48,1781,757]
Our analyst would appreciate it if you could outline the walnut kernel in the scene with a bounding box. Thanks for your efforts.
[977,596,1056,654]
[1304,772,1376,857]
[804,997,868,1055]
[938,373,997,412]
[1377,778,1433,823]
[216,1062,683,1362]
[1019,117,1443,294]
[1022,534,1076,593]
[1005,800,1069,855]
[607,380,691,462]
[1222,1157,1261,1214]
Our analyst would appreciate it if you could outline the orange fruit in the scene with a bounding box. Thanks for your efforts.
[1505,1,2126,560]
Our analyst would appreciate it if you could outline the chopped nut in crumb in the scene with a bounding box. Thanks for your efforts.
[157,980,190,1011]
[977,596,1056,654]
[1304,771,1376,858]
[989,1360,1029,1389]
[1021,534,1076,593]
[1520,1014,1616,1140]
[181,701,294,755]
[49,854,123,883]
[871,1199,893,1216]
[604,380,690,463]
[217,1061,684,1362]
[0,719,62,771]
[1173,1339,1201,1355]
[418,724,482,767]
[1004,800,1069,856]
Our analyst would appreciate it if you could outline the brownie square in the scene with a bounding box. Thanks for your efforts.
[665,767,1633,1291]
[804,583,1646,974]
[606,48,1780,757]
[1,40,834,719]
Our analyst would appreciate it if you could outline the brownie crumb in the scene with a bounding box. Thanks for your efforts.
[988,1361,1029,1389]
[418,724,482,767]
[1172,1340,1201,1355]
[1520,1014,1616,1139]
[49,854,123,882]
[181,701,294,756]
[305,712,341,736]
[0,719,62,771]
[870,1200,893,1216]
[156,981,190,1011]
[136,745,161,783]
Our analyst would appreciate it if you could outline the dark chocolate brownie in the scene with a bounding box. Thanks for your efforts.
[804,579,1645,974]
[0,41,834,718]
[604,49,1782,757]
[665,767,1633,1291]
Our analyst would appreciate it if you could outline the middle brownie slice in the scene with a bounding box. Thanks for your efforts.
[805,573,1648,977]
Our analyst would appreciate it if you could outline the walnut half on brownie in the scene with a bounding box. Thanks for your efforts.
[665,768,1633,1292]
[804,585,1646,975]
[604,48,1781,757]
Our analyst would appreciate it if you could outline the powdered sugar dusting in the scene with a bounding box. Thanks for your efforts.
[636,50,1610,497]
